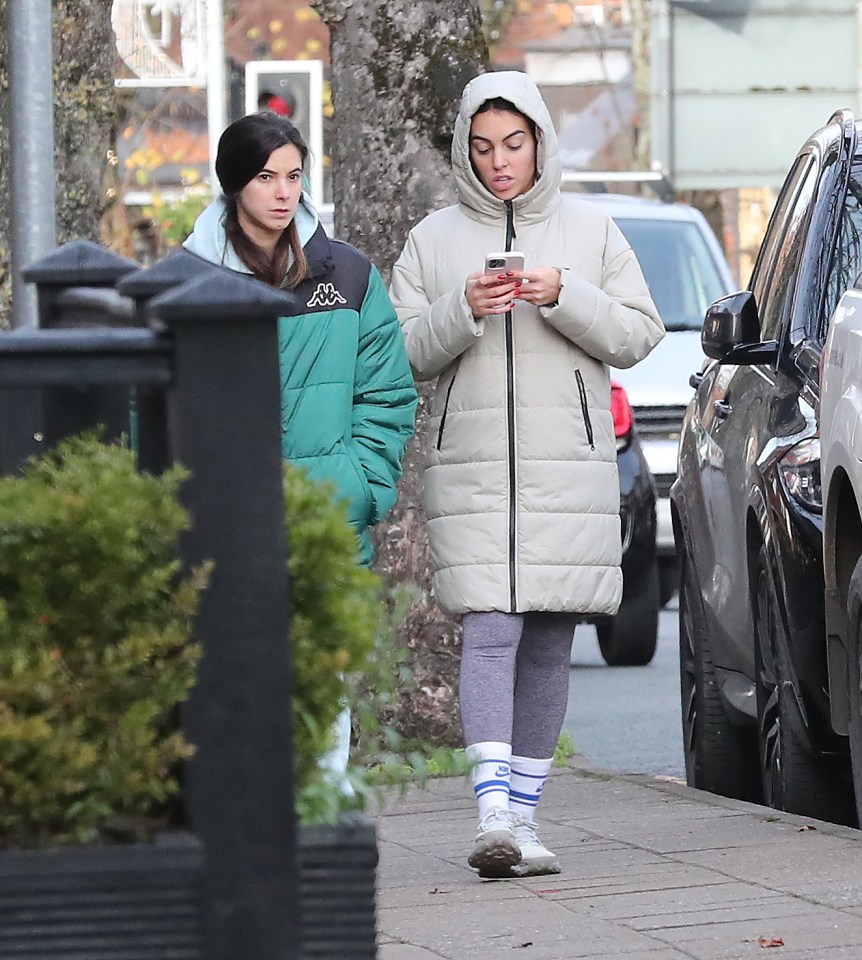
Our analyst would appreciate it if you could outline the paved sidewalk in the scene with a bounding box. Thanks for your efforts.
[374,757,862,960]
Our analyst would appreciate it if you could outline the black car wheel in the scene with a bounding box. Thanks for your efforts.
[679,545,759,799]
[597,558,659,666]
[752,546,843,820]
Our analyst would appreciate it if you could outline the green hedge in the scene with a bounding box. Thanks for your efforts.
[0,435,418,845]
[0,436,203,848]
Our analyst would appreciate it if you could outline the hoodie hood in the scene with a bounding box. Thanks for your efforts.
[182,191,320,273]
[452,71,561,226]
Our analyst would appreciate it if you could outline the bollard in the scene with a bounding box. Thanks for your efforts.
[16,240,140,458]
[151,269,303,960]
[117,250,222,474]
[21,238,139,328]
[117,248,222,328]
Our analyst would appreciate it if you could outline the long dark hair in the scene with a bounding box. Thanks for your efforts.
[215,111,309,288]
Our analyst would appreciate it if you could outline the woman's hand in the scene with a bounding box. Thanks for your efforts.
[465,271,521,317]
[510,267,562,307]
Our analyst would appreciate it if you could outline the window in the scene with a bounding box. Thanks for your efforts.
[613,218,729,331]
[821,162,862,337]
[752,155,818,343]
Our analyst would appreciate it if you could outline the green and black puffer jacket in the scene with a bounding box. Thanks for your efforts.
[184,195,417,566]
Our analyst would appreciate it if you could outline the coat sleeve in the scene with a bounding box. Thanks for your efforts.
[390,229,486,381]
[540,218,665,369]
[352,265,418,525]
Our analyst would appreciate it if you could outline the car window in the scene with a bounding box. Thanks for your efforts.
[752,154,818,343]
[821,162,862,337]
[612,218,728,331]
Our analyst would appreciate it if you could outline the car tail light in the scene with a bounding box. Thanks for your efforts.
[779,438,822,512]
[611,380,633,451]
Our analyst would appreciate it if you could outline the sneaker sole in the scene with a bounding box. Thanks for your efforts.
[508,857,561,878]
[468,834,521,878]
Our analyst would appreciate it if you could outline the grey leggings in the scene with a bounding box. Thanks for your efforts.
[460,611,578,758]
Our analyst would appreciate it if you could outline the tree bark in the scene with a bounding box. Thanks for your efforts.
[315,0,489,745]
[0,0,118,326]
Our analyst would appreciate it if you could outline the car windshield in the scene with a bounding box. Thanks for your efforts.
[613,218,729,332]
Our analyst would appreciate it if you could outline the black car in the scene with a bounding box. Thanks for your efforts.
[586,380,659,668]
[671,109,862,825]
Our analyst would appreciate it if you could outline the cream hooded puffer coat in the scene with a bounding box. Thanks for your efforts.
[390,72,664,616]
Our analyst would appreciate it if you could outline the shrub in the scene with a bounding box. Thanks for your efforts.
[0,438,426,840]
[284,463,420,823]
[0,436,204,849]
[146,188,211,251]
[285,462,381,811]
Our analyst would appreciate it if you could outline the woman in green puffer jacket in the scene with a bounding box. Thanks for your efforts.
[184,111,417,789]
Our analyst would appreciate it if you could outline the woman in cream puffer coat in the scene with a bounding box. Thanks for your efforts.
[390,72,663,880]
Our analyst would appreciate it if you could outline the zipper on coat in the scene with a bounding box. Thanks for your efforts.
[436,368,458,450]
[575,369,596,450]
[505,200,518,612]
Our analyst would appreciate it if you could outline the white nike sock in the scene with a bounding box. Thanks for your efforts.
[466,741,512,819]
[319,704,355,798]
[509,755,553,822]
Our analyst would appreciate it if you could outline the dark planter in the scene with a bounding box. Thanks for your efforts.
[297,816,379,960]
[0,834,203,960]
[0,818,378,960]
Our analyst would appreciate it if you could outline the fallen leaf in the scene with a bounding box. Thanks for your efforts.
[796,824,817,832]
[758,936,784,948]
[515,942,533,949]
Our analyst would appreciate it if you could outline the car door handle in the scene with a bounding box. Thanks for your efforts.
[713,399,732,420]
[689,371,705,390]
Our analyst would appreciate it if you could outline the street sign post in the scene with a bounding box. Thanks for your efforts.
[9,0,56,330]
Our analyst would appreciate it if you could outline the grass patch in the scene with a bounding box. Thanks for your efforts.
[366,731,577,788]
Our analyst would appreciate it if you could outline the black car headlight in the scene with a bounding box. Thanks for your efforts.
[779,438,822,513]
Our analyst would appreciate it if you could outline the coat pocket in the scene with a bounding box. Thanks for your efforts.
[575,369,596,451]
[436,365,459,451]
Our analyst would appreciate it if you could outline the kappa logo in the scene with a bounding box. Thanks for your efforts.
[307,281,347,308]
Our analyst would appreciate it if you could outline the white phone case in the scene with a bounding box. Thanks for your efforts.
[483,251,525,275]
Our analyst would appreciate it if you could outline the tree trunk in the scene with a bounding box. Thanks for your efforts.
[315,0,489,746]
[0,0,118,326]
[629,0,651,178]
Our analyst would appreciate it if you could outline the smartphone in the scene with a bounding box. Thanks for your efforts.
[483,251,525,275]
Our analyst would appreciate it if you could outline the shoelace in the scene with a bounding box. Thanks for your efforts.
[513,816,539,845]
[477,808,516,832]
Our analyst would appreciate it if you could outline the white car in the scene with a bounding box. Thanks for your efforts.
[821,274,862,815]
[580,193,737,604]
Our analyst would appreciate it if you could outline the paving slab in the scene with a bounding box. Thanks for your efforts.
[372,756,862,960]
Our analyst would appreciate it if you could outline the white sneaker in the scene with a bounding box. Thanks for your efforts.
[467,807,521,878]
[509,815,561,877]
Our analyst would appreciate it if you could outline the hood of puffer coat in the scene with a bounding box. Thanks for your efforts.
[451,71,562,226]
[182,191,319,272]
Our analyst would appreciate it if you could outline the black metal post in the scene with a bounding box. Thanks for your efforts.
[19,240,140,455]
[118,249,222,475]
[151,270,303,960]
